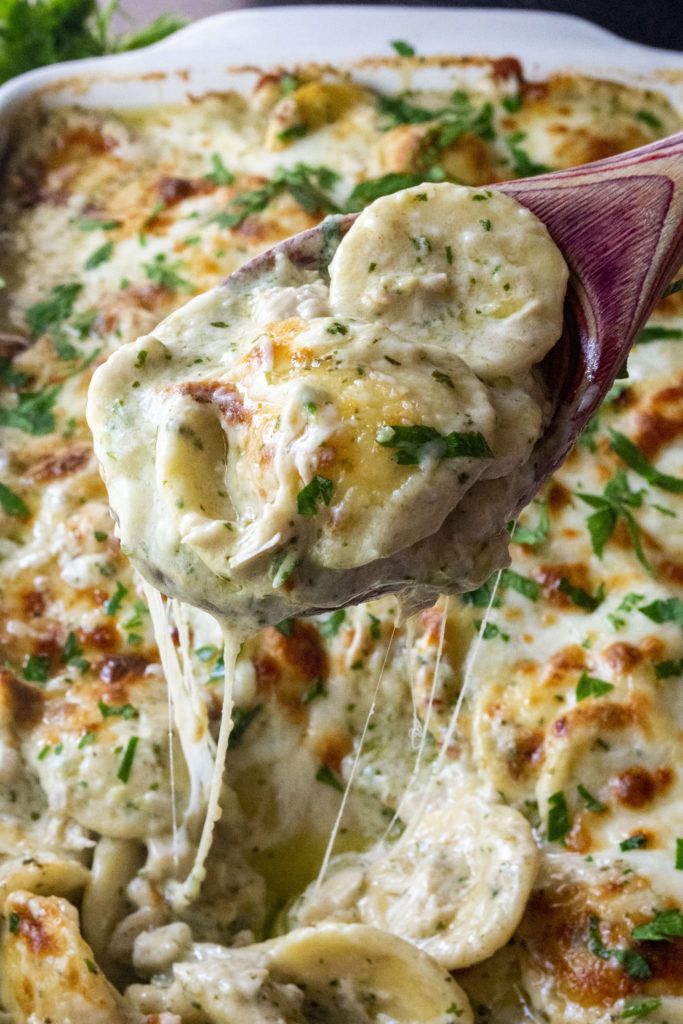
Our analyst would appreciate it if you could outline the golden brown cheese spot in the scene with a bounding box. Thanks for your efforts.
[377,124,497,185]
[250,621,328,715]
[552,699,639,739]
[534,563,593,607]
[177,379,250,425]
[155,175,213,207]
[506,728,545,780]
[610,766,674,809]
[26,444,92,482]
[551,125,648,168]
[542,644,586,687]
[96,653,150,687]
[603,642,643,674]
[0,670,44,730]
[634,376,683,457]
[312,728,353,774]
[523,888,636,1008]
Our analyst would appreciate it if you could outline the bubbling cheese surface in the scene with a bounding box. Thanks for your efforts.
[87,183,567,630]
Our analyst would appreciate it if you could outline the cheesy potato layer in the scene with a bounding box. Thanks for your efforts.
[87,183,565,629]
[0,58,682,1024]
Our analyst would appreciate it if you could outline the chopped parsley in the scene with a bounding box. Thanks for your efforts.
[134,350,148,369]
[346,167,445,212]
[479,621,510,641]
[635,109,663,130]
[655,657,683,679]
[368,613,381,639]
[274,618,295,637]
[636,324,683,344]
[577,468,650,570]
[610,428,683,494]
[142,253,190,293]
[116,736,139,783]
[547,791,571,842]
[640,597,683,629]
[326,321,348,335]
[506,131,551,177]
[632,908,683,941]
[316,764,345,793]
[676,838,683,870]
[575,672,614,702]
[228,705,261,748]
[277,123,308,143]
[84,240,114,270]
[558,577,606,612]
[577,783,607,812]
[376,423,492,465]
[390,39,415,56]
[26,282,82,337]
[461,577,502,609]
[499,568,540,601]
[620,833,647,851]
[0,384,60,435]
[98,700,139,720]
[509,491,550,545]
[0,482,29,518]
[297,475,334,516]
[588,915,651,979]
[7,911,19,934]
[502,93,523,113]
[302,678,326,704]
[621,998,662,1020]
[213,164,341,228]
[22,654,50,683]
[204,152,235,186]
[75,217,121,232]
[104,580,128,616]
[608,592,644,631]
[319,609,346,638]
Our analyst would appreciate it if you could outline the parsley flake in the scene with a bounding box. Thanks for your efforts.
[297,475,334,516]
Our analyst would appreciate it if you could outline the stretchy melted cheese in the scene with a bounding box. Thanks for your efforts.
[87,184,567,629]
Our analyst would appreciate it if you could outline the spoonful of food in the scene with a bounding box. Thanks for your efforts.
[87,131,683,633]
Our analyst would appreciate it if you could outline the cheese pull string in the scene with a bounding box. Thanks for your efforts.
[314,621,397,894]
[387,568,503,865]
[380,597,449,847]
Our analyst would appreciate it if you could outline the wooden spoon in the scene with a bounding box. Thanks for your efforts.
[113,134,683,621]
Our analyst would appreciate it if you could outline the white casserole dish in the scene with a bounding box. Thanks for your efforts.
[0,5,683,153]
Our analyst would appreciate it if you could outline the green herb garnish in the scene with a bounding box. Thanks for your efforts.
[390,39,415,56]
[632,908,683,942]
[588,915,651,979]
[117,735,138,783]
[620,833,647,851]
[316,764,344,792]
[84,240,114,270]
[23,654,50,683]
[577,783,607,812]
[228,705,261,748]
[319,609,346,638]
[547,791,571,841]
[104,580,128,616]
[376,423,492,465]
[204,152,235,186]
[0,481,29,517]
[98,700,139,720]
[297,475,334,516]
[610,428,683,494]
[576,672,614,702]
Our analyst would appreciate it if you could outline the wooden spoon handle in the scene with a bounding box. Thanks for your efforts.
[497,132,683,505]
[499,130,683,378]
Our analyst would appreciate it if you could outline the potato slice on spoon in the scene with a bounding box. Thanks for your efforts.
[87,132,683,631]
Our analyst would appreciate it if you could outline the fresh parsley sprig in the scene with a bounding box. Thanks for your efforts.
[0,0,186,86]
